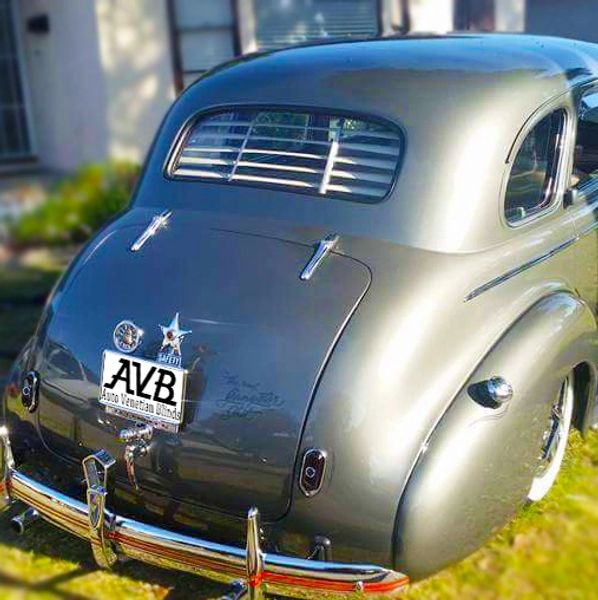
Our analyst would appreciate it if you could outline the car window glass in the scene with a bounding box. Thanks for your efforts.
[571,91,598,189]
[505,109,566,224]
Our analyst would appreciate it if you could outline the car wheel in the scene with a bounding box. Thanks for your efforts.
[527,375,574,502]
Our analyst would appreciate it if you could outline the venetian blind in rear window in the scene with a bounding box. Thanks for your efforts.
[169,108,403,203]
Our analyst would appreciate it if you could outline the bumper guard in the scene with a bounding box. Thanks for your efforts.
[0,427,408,598]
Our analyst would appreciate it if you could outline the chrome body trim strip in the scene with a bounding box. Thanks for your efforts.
[0,431,408,598]
[465,231,588,302]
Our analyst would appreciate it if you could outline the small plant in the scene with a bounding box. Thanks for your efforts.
[8,162,140,248]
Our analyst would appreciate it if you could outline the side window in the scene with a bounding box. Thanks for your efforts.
[572,90,598,189]
[505,109,566,224]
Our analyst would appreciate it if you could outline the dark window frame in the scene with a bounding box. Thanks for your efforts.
[454,0,495,31]
[166,0,240,94]
[167,0,384,94]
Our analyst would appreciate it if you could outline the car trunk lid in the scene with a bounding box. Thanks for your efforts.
[36,214,370,519]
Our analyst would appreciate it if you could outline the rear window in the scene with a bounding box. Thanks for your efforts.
[168,108,403,203]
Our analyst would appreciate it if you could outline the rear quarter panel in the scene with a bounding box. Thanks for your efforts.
[275,212,596,570]
[394,292,597,579]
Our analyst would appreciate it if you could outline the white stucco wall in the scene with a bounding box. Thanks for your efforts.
[16,0,175,172]
[408,0,455,33]
[94,0,176,163]
[16,0,108,171]
[495,0,525,32]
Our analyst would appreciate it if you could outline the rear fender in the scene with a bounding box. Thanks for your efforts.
[394,292,598,580]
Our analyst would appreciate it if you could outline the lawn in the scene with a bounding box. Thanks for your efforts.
[0,257,596,600]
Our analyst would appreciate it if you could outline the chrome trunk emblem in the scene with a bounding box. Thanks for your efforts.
[113,320,143,353]
[157,312,192,368]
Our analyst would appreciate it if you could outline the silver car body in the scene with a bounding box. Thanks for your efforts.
[2,34,598,594]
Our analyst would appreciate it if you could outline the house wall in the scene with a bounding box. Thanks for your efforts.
[94,0,176,163]
[13,0,596,173]
[15,0,175,172]
[16,0,108,171]
[495,0,525,32]
[409,0,455,32]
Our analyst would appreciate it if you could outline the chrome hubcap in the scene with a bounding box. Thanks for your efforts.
[528,377,573,502]
[538,402,564,473]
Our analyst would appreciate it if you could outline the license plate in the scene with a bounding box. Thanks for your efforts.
[99,350,187,430]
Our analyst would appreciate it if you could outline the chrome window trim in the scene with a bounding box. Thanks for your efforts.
[570,85,598,196]
[502,106,571,228]
[470,91,597,301]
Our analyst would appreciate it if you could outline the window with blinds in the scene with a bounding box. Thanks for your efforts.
[252,0,380,50]
[169,108,403,203]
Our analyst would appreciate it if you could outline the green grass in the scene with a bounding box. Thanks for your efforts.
[0,261,596,599]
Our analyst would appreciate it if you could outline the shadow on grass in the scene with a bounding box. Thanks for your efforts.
[0,567,90,600]
[0,510,229,599]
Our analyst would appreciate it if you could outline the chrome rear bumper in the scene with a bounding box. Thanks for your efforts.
[0,427,408,598]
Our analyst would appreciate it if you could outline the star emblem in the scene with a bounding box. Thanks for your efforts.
[159,313,192,356]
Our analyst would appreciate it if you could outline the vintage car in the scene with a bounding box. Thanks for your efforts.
[2,33,598,599]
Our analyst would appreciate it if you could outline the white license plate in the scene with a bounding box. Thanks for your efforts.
[99,350,187,429]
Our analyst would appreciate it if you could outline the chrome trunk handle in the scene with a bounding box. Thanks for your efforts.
[300,234,339,281]
[130,210,172,252]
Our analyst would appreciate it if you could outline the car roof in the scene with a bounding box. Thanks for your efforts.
[140,35,598,253]
[207,33,598,102]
